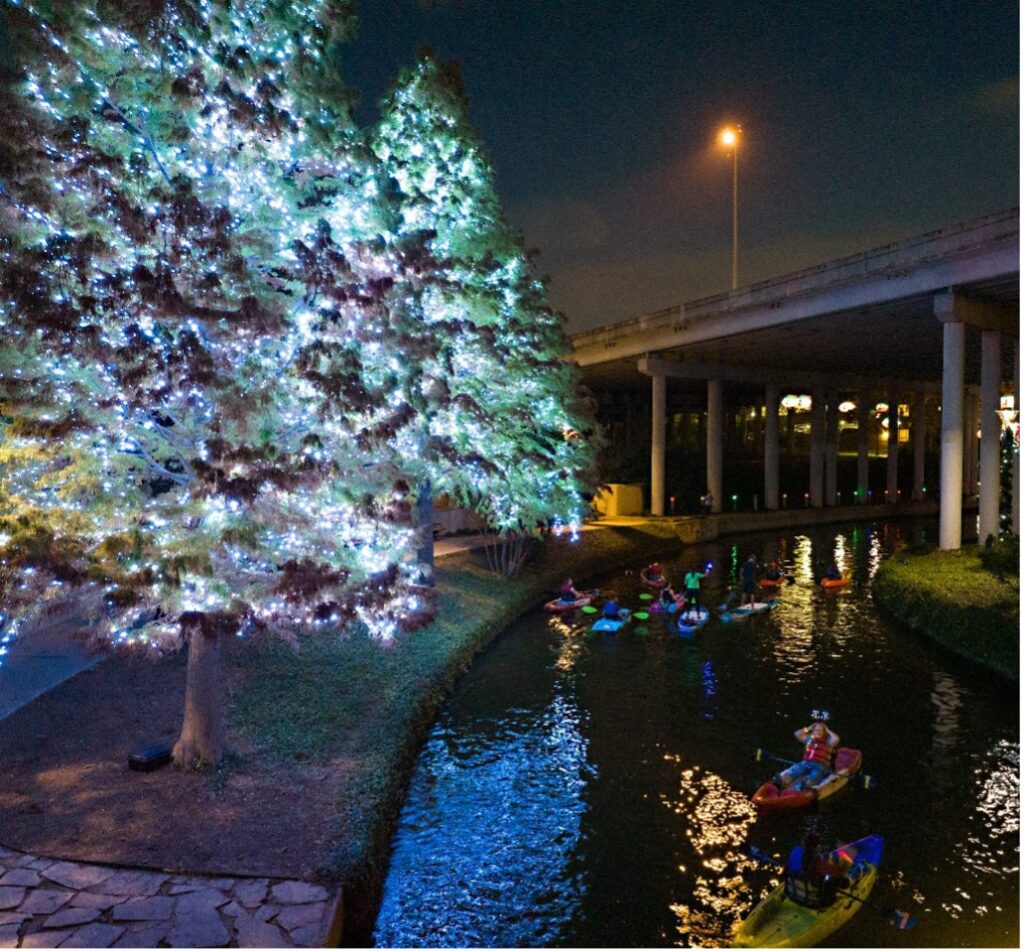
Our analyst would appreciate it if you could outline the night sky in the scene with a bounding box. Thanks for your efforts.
[341,0,1019,333]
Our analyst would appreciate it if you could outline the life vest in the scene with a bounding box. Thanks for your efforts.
[803,734,833,767]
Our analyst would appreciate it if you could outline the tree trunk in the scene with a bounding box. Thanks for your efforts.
[172,613,224,769]
[416,477,435,587]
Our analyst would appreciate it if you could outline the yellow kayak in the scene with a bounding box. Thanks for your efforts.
[734,835,883,948]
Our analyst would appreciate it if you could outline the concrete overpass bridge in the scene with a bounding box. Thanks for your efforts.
[571,208,1019,549]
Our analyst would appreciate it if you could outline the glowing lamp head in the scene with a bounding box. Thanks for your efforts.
[719,126,738,149]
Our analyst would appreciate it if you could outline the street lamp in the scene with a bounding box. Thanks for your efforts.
[719,125,741,290]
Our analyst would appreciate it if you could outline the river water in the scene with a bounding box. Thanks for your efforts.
[374,519,1019,948]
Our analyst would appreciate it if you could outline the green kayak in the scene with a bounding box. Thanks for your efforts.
[734,834,883,948]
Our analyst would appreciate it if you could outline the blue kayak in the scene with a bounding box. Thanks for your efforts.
[592,616,629,632]
[677,607,709,634]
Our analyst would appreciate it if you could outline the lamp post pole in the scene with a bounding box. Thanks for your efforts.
[720,125,741,291]
[731,141,738,290]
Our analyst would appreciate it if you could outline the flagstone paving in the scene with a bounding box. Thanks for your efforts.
[0,847,337,948]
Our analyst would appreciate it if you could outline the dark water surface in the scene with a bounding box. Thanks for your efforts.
[374,520,1019,947]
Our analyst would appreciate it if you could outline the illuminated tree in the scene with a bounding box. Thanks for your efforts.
[0,0,429,768]
[370,54,600,577]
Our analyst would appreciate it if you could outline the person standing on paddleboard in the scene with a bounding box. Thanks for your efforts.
[740,554,758,607]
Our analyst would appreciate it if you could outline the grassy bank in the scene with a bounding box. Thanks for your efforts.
[873,545,1019,681]
[231,522,684,942]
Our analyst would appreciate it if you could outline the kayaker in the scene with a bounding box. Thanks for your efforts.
[559,578,583,603]
[776,716,840,791]
[658,586,678,609]
[764,561,782,582]
[602,596,621,620]
[643,562,664,580]
[740,554,758,607]
[784,832,852,908]
[825,563,842,581]
[682,565,706,619]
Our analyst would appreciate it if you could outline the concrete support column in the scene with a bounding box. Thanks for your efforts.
[650,373,666,516]
[764,384,780,510]
[809,386,825,508]
[707,379,723,514]
[886,391,899,504]
[825,389,839,506]
[963,388,978,500]
[1014,349,1020,536]
[939,320,966,549]
[857,395,869,503]
[912,393,927,501]
[978,330,1002,541]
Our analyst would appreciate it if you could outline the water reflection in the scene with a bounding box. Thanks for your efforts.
[661,761,758,947]
[374,688,592,947]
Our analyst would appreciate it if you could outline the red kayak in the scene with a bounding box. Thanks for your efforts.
[760,576,785,589]
[640,570,668,589]
[820,577,850,590]
[752,748,863,812]
[543,595,593,613]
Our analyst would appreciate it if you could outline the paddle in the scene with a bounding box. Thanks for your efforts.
[638,593,654,601]
[633,611,650,621]
[746,846,917,930]
[581,605,598,614]
[754,749,877,790]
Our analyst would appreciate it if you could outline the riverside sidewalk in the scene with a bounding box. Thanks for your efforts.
[0,845,340,948]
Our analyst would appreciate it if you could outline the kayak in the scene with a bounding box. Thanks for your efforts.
[722,600,776,621]
[752,748,863,812]
[677,607,710,634]
[640,570,668,589]
[820,577,849,590]
[734,834,884,948]
[592,616,629,632]
[543,595,593,613]
[760,576,785,589]
[651,594,686,614]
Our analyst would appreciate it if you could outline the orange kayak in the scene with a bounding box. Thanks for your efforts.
[820,577,849,590]
[760,576,785,589]
[752,749,863,812]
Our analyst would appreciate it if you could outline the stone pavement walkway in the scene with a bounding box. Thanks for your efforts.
[0,846,338,948]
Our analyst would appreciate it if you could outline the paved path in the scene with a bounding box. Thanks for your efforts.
[0,628,102,723]
[0,846,338,948]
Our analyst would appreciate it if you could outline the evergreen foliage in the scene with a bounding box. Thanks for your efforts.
[0,0,600,757]
[370,54,600,573]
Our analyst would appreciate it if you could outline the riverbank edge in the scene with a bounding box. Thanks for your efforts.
[336,521,687,945]
[873,546,1019,681]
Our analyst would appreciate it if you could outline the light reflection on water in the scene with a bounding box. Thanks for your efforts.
[374,519,1018,948]
[661,761,759,947]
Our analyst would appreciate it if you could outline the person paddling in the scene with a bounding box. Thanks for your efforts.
[765,561,783,582]
[785,831,852,908]
[658,586,678,610]
[559,578,583,603]
[602,596,622,620]
[776,714,839,792]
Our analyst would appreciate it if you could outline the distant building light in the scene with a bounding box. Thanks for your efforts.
[781,394,812,411]
[838,400,856,413]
